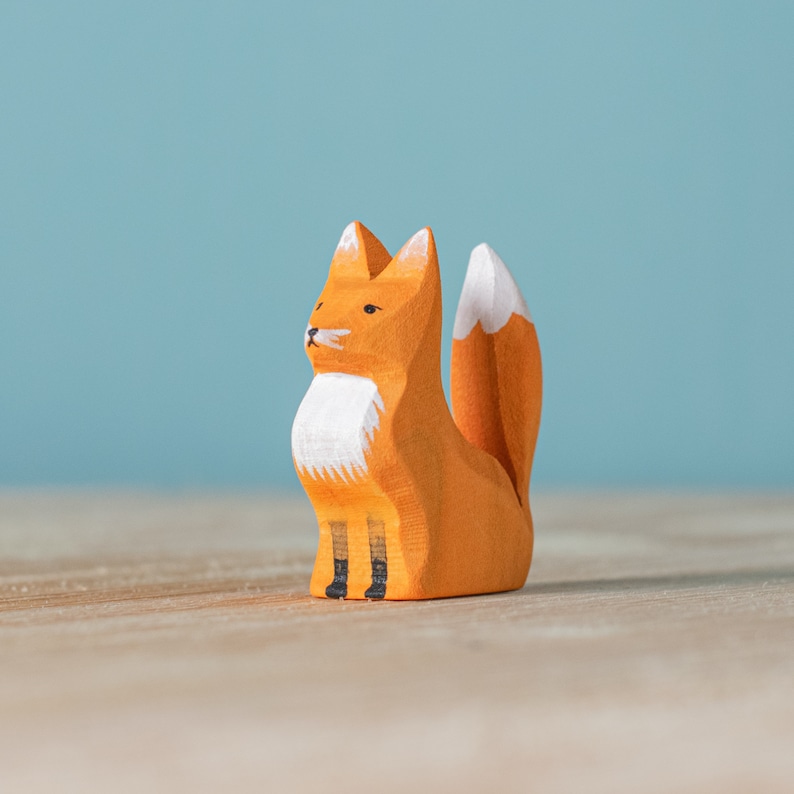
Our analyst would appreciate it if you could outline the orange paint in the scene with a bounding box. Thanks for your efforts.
[292,222,542,599]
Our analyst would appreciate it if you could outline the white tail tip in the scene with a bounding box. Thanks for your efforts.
[453,243,532,339]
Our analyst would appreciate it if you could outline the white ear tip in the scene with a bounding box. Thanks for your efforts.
[337,222,359,252]
[453,242,532,339]
[399,228,429,258]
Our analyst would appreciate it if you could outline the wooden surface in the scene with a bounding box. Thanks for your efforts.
[1,492,792,793]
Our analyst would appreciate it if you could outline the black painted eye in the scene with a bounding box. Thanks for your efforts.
[315,302,323,310]
[363,304,381,314]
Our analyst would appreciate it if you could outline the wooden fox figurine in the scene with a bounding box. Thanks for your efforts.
[291,222,542,600]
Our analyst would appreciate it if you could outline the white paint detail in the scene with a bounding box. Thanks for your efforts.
[453,243,532,339]
[337,222,359,253]
[304,323,350,350]
[394,228,429,270]
[292,373,384,483]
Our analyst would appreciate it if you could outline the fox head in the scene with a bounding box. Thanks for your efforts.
[303,221,442,379]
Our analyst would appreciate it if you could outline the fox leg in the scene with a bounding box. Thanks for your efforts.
[364,516,388,599]
[325,520,349,599]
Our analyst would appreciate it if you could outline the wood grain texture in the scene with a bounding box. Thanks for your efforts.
[1,491,792,792]
[294,222,542,599]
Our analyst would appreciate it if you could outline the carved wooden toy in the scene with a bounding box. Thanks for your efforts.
[291,222,542,600]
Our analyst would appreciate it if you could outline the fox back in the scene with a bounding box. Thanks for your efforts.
[292,221,542,600]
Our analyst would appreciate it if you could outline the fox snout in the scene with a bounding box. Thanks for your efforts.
[304,324,350,350]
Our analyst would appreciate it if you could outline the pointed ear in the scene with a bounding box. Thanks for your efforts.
[329,221,391,280]
[380,227,438,280]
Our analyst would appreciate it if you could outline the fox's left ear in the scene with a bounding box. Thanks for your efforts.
[329,221,391,280]
[380,227,438,281]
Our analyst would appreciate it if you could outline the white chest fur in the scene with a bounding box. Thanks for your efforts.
[291,372,384,483]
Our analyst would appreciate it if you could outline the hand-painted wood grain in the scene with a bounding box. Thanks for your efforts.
[292,222,542,599]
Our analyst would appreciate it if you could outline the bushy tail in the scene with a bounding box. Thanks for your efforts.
[450,244,542,509]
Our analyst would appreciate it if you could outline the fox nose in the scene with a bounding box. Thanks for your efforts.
[307,327,319,337]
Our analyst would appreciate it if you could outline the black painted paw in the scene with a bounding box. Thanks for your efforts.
[325,580,347,599]
[364,581,386,599]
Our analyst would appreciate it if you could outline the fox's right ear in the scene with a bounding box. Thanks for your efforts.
[329,221,391,280]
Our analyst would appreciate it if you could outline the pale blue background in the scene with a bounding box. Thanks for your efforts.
[1,1,792,489]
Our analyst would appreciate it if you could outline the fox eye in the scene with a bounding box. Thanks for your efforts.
[363,304,381,314]
[315,302,323,310]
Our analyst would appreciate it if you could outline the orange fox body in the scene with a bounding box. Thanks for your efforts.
[291,222,542,600]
